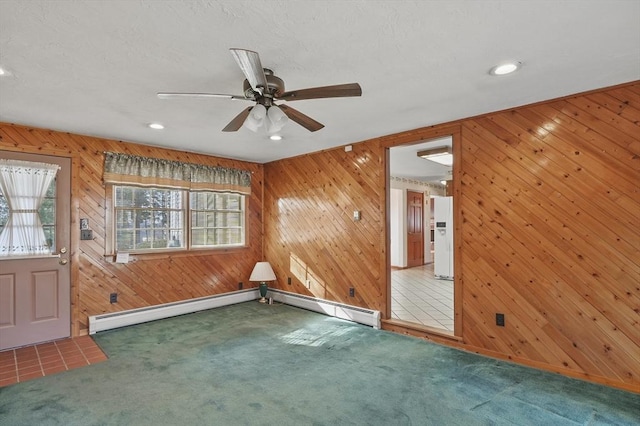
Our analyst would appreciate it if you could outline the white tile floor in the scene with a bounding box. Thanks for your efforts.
[391,263,454,332]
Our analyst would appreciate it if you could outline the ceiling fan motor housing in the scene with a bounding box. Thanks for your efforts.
[243,69,285,101]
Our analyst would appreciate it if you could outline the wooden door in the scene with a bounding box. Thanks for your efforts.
[0,151,71,350]
[406,190,424,267]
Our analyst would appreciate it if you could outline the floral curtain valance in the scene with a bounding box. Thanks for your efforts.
[103,152,251,194]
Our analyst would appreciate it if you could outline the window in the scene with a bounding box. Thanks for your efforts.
[40,180,57,249]
[191,192,245,247]
[111,185,246,253]
[103,152,251,254]
[0,181,56,251]
[0,159,59,257]
[114,186,185,251]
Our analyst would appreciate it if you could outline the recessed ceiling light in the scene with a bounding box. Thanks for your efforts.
[269,135,282,141]
[0,67,11,76]
[148,123,164,130]
[489,61,522,76]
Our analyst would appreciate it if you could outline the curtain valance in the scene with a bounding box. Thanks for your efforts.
[103,152,251,194]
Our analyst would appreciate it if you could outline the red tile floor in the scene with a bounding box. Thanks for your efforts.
[0,335,107,387]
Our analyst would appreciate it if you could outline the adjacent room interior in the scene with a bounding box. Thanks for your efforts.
[389,137,455,333]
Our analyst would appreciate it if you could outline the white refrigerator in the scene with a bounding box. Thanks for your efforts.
[433,196,454,280]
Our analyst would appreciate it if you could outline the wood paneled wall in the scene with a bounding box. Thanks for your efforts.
[0,125,263,335]
[264,82,639,392]
[263,142,386,310]
[456,84,639,391]
[1,82,637,391]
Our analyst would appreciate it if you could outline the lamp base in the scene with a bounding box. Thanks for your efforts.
[259,282,268,303]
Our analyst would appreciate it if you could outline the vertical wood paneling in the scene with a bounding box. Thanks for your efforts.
[264,82,640,392]
[0,125,263,335]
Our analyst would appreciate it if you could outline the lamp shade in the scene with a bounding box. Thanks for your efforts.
[266,105,288,132]
[249,261,276,282]
[243,104,267,132]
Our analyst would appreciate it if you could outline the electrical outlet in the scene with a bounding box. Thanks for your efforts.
[287,277,291,285]
[110,293,118,304]
[496,313,505,327]
[80,229,93,240]
[238,282,243,290]
[349,287,355,297]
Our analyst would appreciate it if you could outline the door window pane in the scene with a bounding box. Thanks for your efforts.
[0,178,56,254]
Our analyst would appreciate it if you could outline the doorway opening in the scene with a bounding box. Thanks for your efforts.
[388,136,454,333]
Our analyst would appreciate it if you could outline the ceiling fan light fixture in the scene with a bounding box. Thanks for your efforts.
[267,105,288,132]
[160,48,362,133]
[243,104,267,132]
[489,61,522,76]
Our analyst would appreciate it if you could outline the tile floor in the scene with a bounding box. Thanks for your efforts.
[391,263,454,332]
[0,335,107,387]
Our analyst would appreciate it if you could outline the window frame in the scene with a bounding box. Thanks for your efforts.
[105,184,249,256]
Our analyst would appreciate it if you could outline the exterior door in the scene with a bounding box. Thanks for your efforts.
[0,151,71,350]
[406,190,424,267]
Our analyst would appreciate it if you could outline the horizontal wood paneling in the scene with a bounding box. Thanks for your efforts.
[0,125,263,335]
[264,82,640,392]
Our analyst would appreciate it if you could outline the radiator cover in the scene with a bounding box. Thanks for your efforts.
[88,289,381,334]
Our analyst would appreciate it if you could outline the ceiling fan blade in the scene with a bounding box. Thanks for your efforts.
[222,107,252,132]
[157,92,251,101]
[229,48,268,94]
[279,105,324,132]
[278,83,362,101]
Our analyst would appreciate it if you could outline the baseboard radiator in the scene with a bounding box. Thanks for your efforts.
[88,288,381,334]
[88,289,259,334]
[270,289,381,329]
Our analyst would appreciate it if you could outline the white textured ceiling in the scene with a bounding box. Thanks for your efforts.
[1,1,639,164]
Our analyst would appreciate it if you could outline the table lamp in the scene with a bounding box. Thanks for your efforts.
[249,261,276,303]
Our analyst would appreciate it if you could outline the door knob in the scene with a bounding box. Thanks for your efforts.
[59,258,68,265]
[59,247,67,254]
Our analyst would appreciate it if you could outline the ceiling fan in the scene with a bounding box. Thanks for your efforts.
[157,48,362,132]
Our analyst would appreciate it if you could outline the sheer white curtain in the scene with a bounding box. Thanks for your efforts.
[0,159,59,256]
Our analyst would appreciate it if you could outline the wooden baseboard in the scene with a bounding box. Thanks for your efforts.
[381,321,638,394]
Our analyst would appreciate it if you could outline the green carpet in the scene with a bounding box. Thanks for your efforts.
[1,302,638,425]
